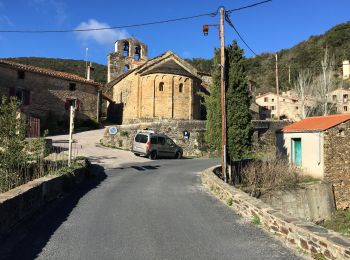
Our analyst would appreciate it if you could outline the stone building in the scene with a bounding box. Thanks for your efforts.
[107,38,148,83]
[106,46,205,124]
[0,59,102,130]
[327,88,350,114]
[276,114,350,209]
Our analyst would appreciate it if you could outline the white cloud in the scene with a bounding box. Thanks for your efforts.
[74,19,129,46]
[29,0,67,24]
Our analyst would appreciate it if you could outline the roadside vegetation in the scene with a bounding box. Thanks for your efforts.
[320,209,350,237]
[0,96,83,193]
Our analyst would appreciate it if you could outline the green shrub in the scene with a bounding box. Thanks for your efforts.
[226,197,233,206]
[251,215,261,225]
[120,131,129,137]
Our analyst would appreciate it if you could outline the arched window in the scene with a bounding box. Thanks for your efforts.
[134,45,141,61]
[179,83,183,93]
[159,82,164,92]
[123,41,129,57]
[124,65,129,72]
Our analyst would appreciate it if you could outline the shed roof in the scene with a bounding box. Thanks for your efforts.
[282,114,350,133]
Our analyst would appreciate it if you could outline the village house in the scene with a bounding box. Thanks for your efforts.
[106,38,205,124]
[276,114,350,209]
[0,59,103,133]
[327,88,350,114]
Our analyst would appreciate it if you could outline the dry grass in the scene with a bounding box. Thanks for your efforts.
[239,159,302,197]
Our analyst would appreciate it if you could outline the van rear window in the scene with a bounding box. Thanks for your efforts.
[135,134,148,143]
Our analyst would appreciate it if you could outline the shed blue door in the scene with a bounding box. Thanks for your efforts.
[292,138,302,166]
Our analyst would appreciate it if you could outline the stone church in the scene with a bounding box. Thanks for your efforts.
[106,38,206,124]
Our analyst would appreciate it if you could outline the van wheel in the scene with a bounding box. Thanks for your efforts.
[134,153,140,157]
[175,151,182,159]
[149,151,157,160]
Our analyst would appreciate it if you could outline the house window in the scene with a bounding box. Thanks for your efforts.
[332,95,337,102]
[344,106,348,112]
[263,106,268,110]
[343,94,348,103]
[264,97,268,102]
[17,70,25,79]
[124,65,129,72]
[283,99,285,101]
[65,98,80,111]
[271,106,276,110]
[296,106,299,110]
[291,138,302,166]
[123,41,129,57]
[134,46,141,61]
[272,98,275,102]
[159,82,164,92]
[69,83,76,91]
[179,83,183,93]
[9,87,30,105]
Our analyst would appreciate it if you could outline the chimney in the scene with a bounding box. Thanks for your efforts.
[343,60,350,80]
[87,62,95,81]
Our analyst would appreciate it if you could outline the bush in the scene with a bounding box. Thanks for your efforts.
[240,159,301,197]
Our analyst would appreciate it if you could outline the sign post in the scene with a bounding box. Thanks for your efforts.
[68,105,75,166]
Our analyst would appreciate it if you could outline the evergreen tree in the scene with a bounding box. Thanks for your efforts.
[204,49,221,151]
[226,41,253,159]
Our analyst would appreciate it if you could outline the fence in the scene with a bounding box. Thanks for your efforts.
[27,116,40,137]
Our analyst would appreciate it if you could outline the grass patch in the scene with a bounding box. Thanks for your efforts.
[251,215,261,225]
[226,197,233,206]
[320,209,350,237]
[312,252,327,260]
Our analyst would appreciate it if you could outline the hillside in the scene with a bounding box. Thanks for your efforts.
[4,57,107,83]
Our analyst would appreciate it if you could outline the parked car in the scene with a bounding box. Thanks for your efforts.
[132,131,183,159]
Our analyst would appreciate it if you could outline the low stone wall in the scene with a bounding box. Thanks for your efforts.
[101,120,209,157]
[260,181,336,222]
[0,162,89,237]
[202,166,350,259]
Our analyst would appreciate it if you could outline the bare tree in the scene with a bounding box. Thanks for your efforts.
[315,48,336,115]
[294,69,314,119]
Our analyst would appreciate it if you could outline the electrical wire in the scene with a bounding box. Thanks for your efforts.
[224,13,257,56]
[0,0,272,33]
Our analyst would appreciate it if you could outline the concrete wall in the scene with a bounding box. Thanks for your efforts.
[0,65,99,122]
[276,131,324,179]
[260,181,335,222]
[202,166,350,260]
[324,121,350,209]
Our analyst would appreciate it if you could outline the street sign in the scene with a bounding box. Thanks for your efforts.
[109,126,118,135]
[183,130,190,140]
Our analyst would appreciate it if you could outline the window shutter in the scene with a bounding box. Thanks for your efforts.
[24,90,31,105]
[9,87,15,97]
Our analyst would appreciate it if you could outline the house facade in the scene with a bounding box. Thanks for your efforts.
[276,114,350,209]
[0,60,102,130]
[106,47,204,124]
[327,88,350,114]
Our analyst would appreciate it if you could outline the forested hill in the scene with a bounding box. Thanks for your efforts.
[4,21,350,89]
[3,57,108,83]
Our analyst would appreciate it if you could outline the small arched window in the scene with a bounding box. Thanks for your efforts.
[159,82,164,92]
[123,41,129,57]
[124,65,129,72]
[179,83,183,93]
[134,45,141,61]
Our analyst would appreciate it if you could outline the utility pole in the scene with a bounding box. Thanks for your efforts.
[68,105,75,166]
[275,54,280,119]
[288,65,291,85]
[219,7,227,182]
[202,7,227,182]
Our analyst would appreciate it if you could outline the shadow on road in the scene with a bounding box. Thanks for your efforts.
[0,164,107,260]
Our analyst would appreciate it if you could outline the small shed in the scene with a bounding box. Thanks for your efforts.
[276,114,350,209]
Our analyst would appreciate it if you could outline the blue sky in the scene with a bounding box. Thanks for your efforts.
[0,0,349,65]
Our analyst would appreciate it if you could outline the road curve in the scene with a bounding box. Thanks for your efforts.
[2,159,301,260]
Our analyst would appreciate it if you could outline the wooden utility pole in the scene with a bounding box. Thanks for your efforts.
[275,54,280,119]
[288,65,291,85]
[68,105,75,166]
[220,7,227,182]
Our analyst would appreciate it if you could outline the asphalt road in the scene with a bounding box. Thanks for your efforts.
[1,158,301,260]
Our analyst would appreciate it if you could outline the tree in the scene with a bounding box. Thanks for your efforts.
[225,41,253,160]
[294,69,315,119]
[204,49,222,152]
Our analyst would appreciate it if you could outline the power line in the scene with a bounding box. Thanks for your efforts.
[0,1,272,33]
[224,13,257,56]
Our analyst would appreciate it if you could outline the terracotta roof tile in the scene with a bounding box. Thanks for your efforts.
[0,59,104,88]
[282,114,350,132]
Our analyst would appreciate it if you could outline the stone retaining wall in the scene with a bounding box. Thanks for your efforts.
[0,162,89,237]
[202,166,350,259]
